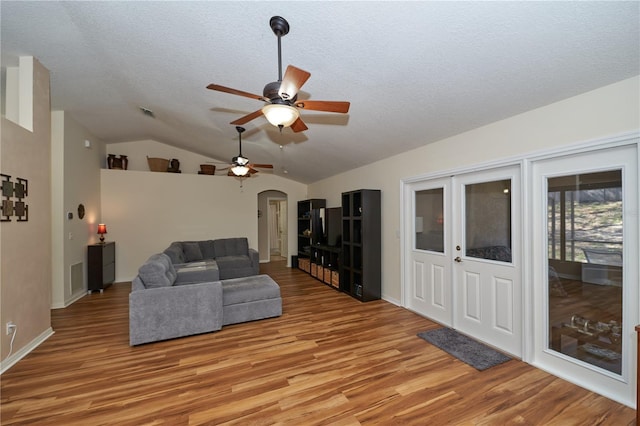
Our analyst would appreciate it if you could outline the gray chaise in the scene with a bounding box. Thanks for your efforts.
[129,251,282,346]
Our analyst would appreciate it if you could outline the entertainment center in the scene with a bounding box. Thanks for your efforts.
[297,189,381,301]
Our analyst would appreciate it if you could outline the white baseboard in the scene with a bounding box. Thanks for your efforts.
[0,327,54,374]
[51,289,87,310]
[382,294,401,307]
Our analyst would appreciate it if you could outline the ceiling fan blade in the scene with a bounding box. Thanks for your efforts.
[290,117,308,133]
[295,100,350,113]
[230,109,264,125]
[250,164,274,169]
[207,84,265,101]
[278,65,311,100]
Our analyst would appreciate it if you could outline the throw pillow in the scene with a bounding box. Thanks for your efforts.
[199,240,216,259]
[163,243,185,264]
[183,242,203,262]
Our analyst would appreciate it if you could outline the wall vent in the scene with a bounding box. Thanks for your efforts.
[70,262,84,294]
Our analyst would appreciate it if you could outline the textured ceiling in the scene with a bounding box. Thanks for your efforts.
[2,1,639,183]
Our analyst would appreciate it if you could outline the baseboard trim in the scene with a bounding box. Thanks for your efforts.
[51,289,86,310]
[0,327,54,374]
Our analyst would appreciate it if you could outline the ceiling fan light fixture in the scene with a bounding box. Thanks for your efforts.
[231,165,250,177]
[262,104,299,128]
[233,155,249,166]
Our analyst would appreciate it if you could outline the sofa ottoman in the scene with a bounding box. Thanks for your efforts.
[221,275,282,326]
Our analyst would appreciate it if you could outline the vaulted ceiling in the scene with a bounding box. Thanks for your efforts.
[2,2,638,183]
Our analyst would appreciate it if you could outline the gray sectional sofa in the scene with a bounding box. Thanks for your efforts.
[129,238,281,346]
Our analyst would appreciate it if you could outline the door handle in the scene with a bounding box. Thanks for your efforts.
[454,256,462,263]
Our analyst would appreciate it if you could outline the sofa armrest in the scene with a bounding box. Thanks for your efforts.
[249,248,259,273]
[129,281,223,346]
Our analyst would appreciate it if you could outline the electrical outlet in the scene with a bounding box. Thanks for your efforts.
[6,321,16,335]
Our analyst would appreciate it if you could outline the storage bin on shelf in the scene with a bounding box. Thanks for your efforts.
[298,258,310,273]
[331,270,340,288]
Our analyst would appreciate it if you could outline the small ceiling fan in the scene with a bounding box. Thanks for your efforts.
[207,16,350,133]
[216,126,274,177]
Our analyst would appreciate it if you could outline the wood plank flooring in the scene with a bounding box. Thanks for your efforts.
[1,261,635,425]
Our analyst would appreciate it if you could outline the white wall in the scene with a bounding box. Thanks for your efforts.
[308,76,640,304]
[51,111,105,308]
[101,166,306,281]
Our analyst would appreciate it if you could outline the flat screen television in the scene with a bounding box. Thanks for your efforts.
[311,208,324,245]
[325,207,342,247]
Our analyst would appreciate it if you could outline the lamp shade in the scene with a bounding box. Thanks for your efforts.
[97,224,107,234]
[231,165,250,177]
[261,104,299,128]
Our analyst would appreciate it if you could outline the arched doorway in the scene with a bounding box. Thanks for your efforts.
[257,190,288,263]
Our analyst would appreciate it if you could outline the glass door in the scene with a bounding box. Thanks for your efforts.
[531,144,638,407]
[547,171,623,374]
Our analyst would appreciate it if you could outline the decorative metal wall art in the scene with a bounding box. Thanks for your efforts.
[1,174,28,222]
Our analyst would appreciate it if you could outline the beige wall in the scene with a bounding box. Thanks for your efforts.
[106,139,226,174]
[51,111,106,308]
[308,76,640,303]
[101,165,306,281]
[0,58,52,365]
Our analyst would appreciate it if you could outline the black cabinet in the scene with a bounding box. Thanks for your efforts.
[297,199,326,272]
[88,242,115,293]
[341,190,381,301]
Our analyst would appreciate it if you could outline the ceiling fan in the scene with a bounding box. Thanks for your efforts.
[216,126,274,177]
[207,16,350,133]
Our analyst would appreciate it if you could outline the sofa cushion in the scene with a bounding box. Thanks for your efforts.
[215,255,252,271]
[213,238,249,257]
[199,240,216,259]
[164,242,185,264]
[175,261,220,284]
[221,275,281,306]
[138,256,175,288]
[183,242,204,262]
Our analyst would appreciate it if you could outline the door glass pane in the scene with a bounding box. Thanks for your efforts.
[415,188,444,252]
[547,170,623,374]
[465,179,512,262]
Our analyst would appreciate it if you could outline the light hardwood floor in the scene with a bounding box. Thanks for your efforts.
[1,261,635,425]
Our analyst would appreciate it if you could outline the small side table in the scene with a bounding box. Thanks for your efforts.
[87,242,115,293]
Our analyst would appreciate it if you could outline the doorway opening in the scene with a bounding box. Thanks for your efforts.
[258,190,288,264]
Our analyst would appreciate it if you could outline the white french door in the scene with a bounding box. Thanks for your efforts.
[407,177,453,326]
[452,166,522,357]
[405,165,522,357]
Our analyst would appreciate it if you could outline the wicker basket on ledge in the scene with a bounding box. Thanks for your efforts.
[147,157,169,172]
